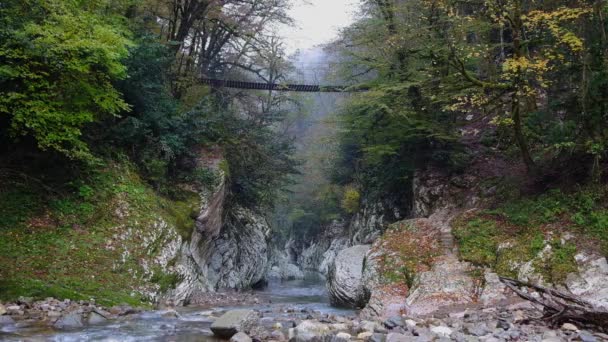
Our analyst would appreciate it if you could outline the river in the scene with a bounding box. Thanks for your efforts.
[1,274,355,341]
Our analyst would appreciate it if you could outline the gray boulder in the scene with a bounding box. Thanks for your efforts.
[327,245,371,308]
[87,311,108,325]
[291,320,331,342]
[211,309,258,338]
[53,311,84,329]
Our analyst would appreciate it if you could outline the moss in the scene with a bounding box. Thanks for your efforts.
[150,266,182,292]
[453,217,500,267]
[540,240,578,283]
[161,190,200,240]
[374,220,442,288]
[495,232,545,277]
[452,185,608,284]
[0,159,191,306]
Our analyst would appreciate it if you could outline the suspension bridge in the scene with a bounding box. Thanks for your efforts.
[201,78,365,93]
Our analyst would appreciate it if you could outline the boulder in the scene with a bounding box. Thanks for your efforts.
[291,320,331,342]
[210,309,258,338]
[0,304,6,316]
[327,245,371,308]
[53,311,84,329]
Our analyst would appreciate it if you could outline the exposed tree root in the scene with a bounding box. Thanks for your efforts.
[500,277,608,332]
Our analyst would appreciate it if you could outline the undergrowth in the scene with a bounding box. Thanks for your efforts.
[453,186,608,283]
[0,159,199,306]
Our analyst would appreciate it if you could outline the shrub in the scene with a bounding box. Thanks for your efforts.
[341,186,361,214]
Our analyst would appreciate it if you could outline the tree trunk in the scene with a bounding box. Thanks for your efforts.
[512,95,535,172]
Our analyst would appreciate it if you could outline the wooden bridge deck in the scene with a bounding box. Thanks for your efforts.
[201,78,361,93]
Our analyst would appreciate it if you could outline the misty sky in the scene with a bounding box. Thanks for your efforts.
[281,0,359,53]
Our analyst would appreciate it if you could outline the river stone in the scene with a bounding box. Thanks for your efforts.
[385,333,408,342]
[210,309,258,338]
[87,311,107,325]
[0,304,6,316]
[327,245,371,308]
[430,326,452,337]
[291,320,331,342]
[0,315,15,325]
[332,332,352,342]
[230,332,253,342]
[370,333,387,342]
[53,311,84,329]
[357,332,373,340]
[383,316,403,329]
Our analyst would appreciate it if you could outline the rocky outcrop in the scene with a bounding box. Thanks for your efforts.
[405,256,477,316]
[349,200,403,245]
[207,206,270,290]
[327,245,371,308]
[266,238,305,281]
[566,254,608,310]
[165,148,273,305]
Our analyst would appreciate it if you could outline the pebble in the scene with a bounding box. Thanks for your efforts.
[561,323,578,332]
[578,331,598,342]
[404,319,417,328]
[333,332,352,342]
[370,333,387,342]
[0,315,15,325]
[383,316,403,329]
[270,330,286,341]
[230,332,252,342]
[357,332,373,339]
[386,332,409,341]
[430,326,453,337]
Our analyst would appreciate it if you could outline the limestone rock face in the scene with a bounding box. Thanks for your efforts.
[266,239,305,281]
[210,309,259,338]
[566,254,608,310]
[166,149,272,305]
[207,206,270,290]
[327,245,371,308]
[405,257,476,316]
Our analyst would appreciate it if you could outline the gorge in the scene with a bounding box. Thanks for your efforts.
[2,0,608,341]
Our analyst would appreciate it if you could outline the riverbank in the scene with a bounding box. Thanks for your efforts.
[2,273,607,341]
[3,296,607,341]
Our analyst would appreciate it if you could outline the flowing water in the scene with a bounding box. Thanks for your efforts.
[1,274,354,341]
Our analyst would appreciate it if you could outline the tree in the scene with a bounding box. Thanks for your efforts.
[0,0,132,160]
[443,0,591,172]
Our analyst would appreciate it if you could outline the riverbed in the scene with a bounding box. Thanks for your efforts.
[0,275,355,341]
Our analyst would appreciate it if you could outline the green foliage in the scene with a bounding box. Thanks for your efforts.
[453,218,500,267]
[0,159,197,305]
[454,185,608,283]
[341,186,361,214]
[0,0,132,160]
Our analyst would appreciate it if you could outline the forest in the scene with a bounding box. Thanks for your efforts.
[1,0,608,338]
